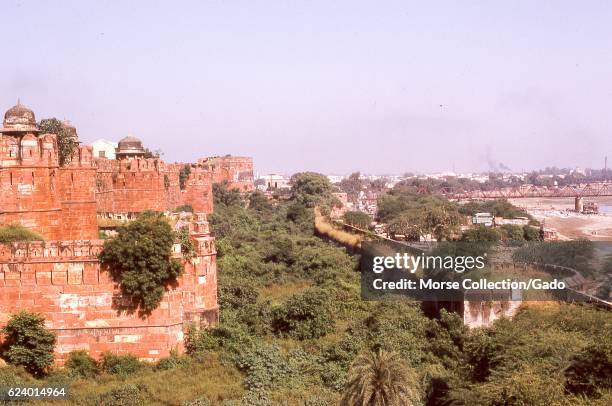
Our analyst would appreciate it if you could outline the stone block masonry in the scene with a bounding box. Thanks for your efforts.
[0,102,220,364]
[0,132,98,240]
[0,218,218,363]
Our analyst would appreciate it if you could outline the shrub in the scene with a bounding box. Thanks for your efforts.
[0,365,34,386]
[248,191,272,212]
[96,383,147,406]
[343,211,371,229]
[286,202,313,225]
[178,225,196,260]
[523,225,542,241]
[499,224,525,241]
[218,284,259,310]
[98,211,183,313]
[271,289,335,340]
[100,353,144,376]
[213,182,244,207]
[0,311,56,376]
[234,344,292,390]
[179,165,191,190]
[65,350,99,378]
[155,352,189,371]
[185,326,221,355]
[564,343,612,397]
[0,224,43,245]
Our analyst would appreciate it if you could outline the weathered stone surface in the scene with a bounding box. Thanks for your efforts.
[0,103,232,364]
[0,233,218,364]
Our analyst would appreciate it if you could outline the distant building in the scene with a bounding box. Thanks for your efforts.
[472,212,494,227]
[258,174,290,190]
[92,139,118,159]
[357,190,379,217]
[115,135,147,159]
[496,217,529,226]
[327,175,345,184]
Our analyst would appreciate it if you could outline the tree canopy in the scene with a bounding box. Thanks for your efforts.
[1,311,56,376]
[290,172,336,209]
[37,118,77,166]
[98,211,183,314]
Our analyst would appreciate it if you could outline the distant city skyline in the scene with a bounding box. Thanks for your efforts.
[1,1,611,174]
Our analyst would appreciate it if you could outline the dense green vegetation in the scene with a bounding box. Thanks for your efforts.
[0,223,43,245]
[458,199,534,221]
[98,211,183,314]
[513,240,596,276]
[0,176,610,405]
[179,165,192,190]
[37,118,78,166]
[342,211,371,229]
[378,188,462,241]
[0,311,56,376]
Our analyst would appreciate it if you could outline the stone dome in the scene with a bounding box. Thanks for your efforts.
[1,100,39,133]
[116,134,146,158]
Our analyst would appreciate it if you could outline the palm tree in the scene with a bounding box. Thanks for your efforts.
[341,349,421,406]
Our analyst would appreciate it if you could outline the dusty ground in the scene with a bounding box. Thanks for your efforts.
[509,197,612,241]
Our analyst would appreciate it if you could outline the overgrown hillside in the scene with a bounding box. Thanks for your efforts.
[0,176,610,405]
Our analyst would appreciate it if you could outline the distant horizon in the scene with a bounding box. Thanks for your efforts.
[2,1,611,174]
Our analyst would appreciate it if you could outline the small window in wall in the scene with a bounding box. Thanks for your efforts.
[99,150,106,158]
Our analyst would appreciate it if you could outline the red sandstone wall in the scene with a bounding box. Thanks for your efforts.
[180,166,214,213]
[95,158,168,216]
[95,159,215,216]
[199,156,254,192]
[0,230,217,363]
[58,146,98,240]
[0,133,91,240]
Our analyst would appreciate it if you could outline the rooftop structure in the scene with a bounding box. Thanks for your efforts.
[116,134,146,159]
[1,100,39,133]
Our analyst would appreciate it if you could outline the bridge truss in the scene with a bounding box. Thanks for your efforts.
[440,183,612,200]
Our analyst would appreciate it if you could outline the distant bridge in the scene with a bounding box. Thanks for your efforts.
[438,183,612,200]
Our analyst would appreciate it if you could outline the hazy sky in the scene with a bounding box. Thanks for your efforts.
[1,1,611,175]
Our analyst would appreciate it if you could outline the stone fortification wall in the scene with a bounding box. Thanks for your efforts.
[0,215,217,363]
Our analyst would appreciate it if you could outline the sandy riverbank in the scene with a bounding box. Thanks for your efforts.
[508,197,612,241]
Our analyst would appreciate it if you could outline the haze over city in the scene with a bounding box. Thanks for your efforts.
[1,0,611,174]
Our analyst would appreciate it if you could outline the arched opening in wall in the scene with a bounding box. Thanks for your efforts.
[9,172,13,185]
[32,172,35,185]
[71,173,74,184]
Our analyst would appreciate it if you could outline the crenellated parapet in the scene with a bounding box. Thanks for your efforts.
[95,158,215,216]
[0,240,104,263]
[198,155,254,192]
[0,102,219,364]
[0,213,218,363]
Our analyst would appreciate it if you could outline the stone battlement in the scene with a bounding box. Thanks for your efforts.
[0,218,218,363]
[0,240,103,263]
[0,102,226,364]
